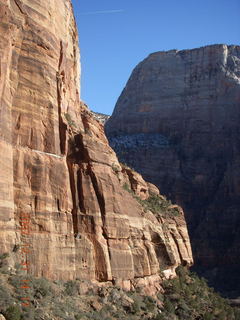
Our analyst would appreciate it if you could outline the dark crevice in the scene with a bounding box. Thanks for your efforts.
[15,114,21,130]
[66,132,90,235]
[13,0,25,15]
[67,160,78,235]
[34,195,38,212]
[87,164,106,223]
[151,232,172,268]
[57,41,67,155]
[87,162,112,279]
[56,199,60,212]
[58,41,64,71]
[77,166,86,214]
[66,129,111,280]
[30,127,33,146]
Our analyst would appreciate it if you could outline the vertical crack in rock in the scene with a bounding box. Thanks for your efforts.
[171,231,183,263]
[67,161,79,235]
[79,114,108,232]
[66,132,89,235]
[57,40,67,155]
[70,133,88,209]
[34,195,38,212]
[151,232,172,268]
[58,40,64,71]
[87,162,112,272]
[88,165,106,223]
[15,114,21,130]
[76,165,87,214]
[13,0,25,15]
[177,228,191,259]
[66,123,112,281]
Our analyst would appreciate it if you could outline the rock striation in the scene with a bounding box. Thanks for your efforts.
[0,0,192,292]
[105,44,240,296]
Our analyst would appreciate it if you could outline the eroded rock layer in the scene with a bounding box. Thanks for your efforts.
[0,0,192,291]
[105,45,240,296]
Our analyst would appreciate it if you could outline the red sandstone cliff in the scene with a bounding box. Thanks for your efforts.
[0,0,192,292]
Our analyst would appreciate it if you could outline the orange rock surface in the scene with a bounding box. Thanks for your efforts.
[0,0,192,291]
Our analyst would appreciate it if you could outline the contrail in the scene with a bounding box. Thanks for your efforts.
[79,9,124,16]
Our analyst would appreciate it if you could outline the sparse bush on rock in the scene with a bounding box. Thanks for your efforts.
[0,259,239,319]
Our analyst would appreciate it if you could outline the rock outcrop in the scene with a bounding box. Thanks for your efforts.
[0,0,192,292]
[105,44,240,296]
[91,111,110,125]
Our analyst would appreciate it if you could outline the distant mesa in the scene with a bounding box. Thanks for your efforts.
[105,43,240,297]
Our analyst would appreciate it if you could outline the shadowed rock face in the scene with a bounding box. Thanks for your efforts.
[105,44,240,296]
[0,0,192,292]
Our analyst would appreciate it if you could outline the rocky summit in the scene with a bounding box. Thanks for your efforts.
[91,111,110,125]
[105,44,240,296]
[0,0,192,294]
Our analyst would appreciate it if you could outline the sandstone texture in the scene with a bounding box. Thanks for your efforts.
[105,44,240,296]
[0,0,192,291]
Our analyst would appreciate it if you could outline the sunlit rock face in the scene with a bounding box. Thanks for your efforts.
[105,44,240,296]
[0,0,192,292]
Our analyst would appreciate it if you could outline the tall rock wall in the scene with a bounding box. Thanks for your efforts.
[105,44,240,296]
[0,0,192,292]
[0,0,81,279]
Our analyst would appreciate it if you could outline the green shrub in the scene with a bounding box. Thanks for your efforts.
[65,113,77,128]
[0,253,10,273]
[75,313,88,320]
[130,294,143,314]
[142,194,180,218]
[0,253,9,260]
[234,309,240,320]
[153,313,166,320]
[123,183,134,194]
[20,308,35,320]
[64,280,79,296]
[0,283,15,309]
[203,312,214,320]
[160,266,237,320]
[1,262,239,320]
[143,295,156,312]
[111,163,119,173]
[123,184,180,218]
[175,265,188,278]
[164,298,175,313]
[32,277,51,298]
[3,305,22,320]
[9,275,33,299]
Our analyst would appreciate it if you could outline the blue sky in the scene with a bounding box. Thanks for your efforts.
[72,0,240,115]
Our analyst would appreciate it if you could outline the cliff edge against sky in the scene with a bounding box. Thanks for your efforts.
[0,0,192,293]
[106,44,240,296]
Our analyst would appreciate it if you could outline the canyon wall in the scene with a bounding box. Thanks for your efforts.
[0,0,192,292]
[105,44,240,296]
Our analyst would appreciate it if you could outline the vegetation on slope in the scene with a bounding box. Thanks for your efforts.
[158,266,240,320]
[123,183,180,218]
[0,253,239,320]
